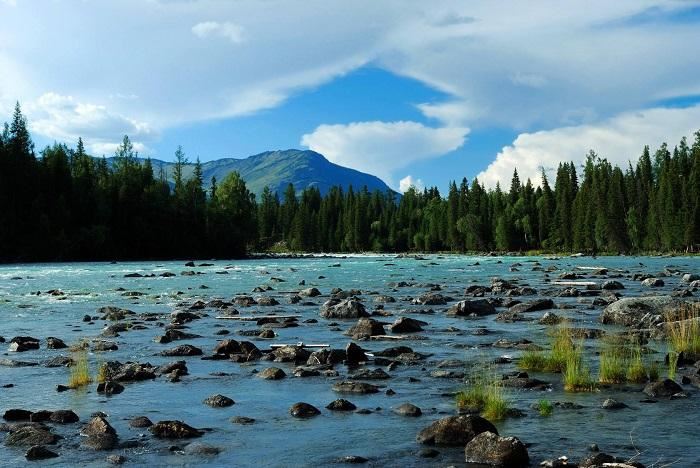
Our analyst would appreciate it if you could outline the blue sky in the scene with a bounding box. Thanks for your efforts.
[2,0,700,192]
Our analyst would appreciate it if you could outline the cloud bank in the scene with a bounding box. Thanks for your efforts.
[301,121,468,183]
[477,105,700,187]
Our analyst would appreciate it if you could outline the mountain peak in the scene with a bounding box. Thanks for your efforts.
[147,149,394,197]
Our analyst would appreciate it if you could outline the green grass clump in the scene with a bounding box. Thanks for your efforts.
[563,345,596,392]
[96,362,108,384]
[599,341,627,384]
[537,399,553,417]
[518,324,575,373]
[668,351,679,380]
[482,384,508,420]
[68,348,92,389]
[625,346,654,383]
[666,304,700,357]
[456,364,509,420]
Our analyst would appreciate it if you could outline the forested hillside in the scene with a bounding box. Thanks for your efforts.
[0,103,698,262]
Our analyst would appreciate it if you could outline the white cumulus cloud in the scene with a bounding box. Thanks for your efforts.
[399,175,425,193]
[30,92,155,155]
[477,104,700,188]
[301,121,469,184]
[191,21,245,44]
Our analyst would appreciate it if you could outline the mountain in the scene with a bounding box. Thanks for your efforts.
[143,149,395,197]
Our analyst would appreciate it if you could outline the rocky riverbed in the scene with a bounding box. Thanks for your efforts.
[0,255,699,466]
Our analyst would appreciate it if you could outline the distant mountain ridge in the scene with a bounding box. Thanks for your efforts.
[137,149,394,197]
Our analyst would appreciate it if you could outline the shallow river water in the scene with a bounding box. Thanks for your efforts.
[0,255,698,467]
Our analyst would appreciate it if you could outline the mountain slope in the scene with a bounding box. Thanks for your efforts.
[145,149,394,197]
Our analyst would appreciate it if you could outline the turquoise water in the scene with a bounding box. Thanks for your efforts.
[0,255,698,467]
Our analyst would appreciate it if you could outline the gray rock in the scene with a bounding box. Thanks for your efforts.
[289,402,321,418]
[642,278,664,287]
[332,381,379,394]
[602,280,625,290]
[129,416,153,428]
[393,403,422,417]
[345,318,386,338]
[464,431,529,467]
[5,426,59,446]
[643,379,683,397]
[160,344,203,357]
[326,399,357,411]
[417,415,498,446]
[682,273,700,283]
[149,420,203,439]
[601,398,627,410]
[45,337,67,349]
[299,287,321,297]
[507,299,555,314]
[203,394,235,407]
[390,317,424,333]
[320,299,369,319]
[25,445,59,460]
[447,299,496,317]
[601,296,680,327]
[258,367,286,380]
[538,312,562,325]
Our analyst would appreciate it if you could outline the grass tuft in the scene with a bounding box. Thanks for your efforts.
[518,323,575,373]
[563,344,596,392]
[456,362,509,420]
[537,399,553,417]
[598,340,627,384]
[68,348,92,389]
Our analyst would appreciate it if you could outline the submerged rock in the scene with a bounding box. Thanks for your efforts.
[332,381,380,394]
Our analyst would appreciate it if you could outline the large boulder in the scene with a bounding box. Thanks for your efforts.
[601,296,680,327]
[416,415,497,446]
[320,299,369,319]
[464,431,529,467]
[81,416,118,450]
[345,318,386,338]
[447,299,496,317]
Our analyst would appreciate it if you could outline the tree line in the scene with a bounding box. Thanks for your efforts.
[0,102,699,262]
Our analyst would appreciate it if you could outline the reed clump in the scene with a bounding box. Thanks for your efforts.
[518,324,575,373]
[456,363,509,420]
[68,347,92,389]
